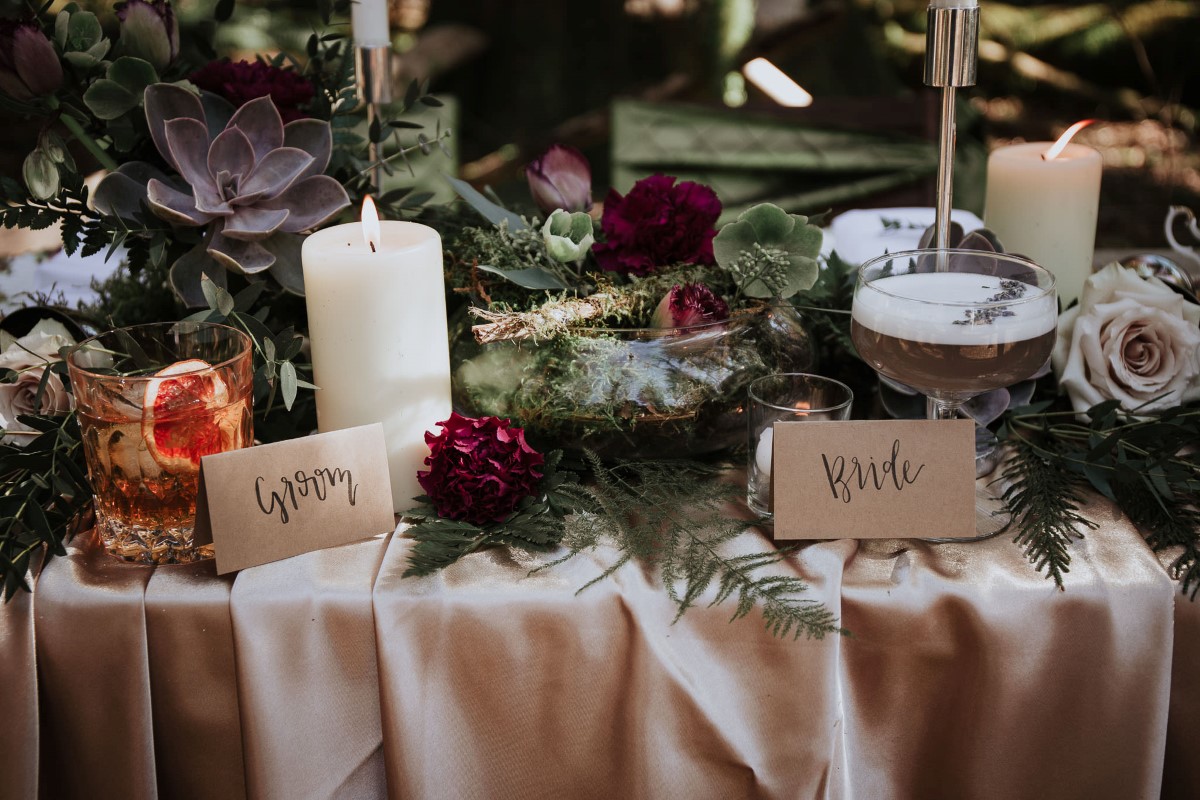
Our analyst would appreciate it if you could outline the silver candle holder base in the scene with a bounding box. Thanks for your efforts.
[356,44,394,194]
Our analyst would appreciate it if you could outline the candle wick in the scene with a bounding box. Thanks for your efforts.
[369,241,377,253]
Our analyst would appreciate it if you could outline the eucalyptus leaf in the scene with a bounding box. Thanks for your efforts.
[22,151,59,201]
[445,175,527,231]
[280,361,298,410]
[476,264,571,290]
[108,57,158,93]
[84,79,138,120]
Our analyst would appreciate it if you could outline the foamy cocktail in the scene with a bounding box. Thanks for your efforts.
[851,250,1057,414]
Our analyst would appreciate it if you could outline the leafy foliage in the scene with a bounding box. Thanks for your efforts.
[551,453,843,640]
[184,276,314,417]
[404,450,844,641]
[1000,436,1097,588]
[1000,399,1200,595]
[0,411,92,601]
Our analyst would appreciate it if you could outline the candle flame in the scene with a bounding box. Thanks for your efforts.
[361,195,381,253]
[1043,120,1096,161]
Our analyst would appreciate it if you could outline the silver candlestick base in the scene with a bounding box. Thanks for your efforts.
[356,45,394,194]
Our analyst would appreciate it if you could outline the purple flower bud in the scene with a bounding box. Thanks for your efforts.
[651,283,730,329]
[0,20,62,101]
[525,144,592,217]
[116,0,179,72]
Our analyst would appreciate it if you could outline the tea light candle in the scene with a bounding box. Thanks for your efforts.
[351,0,390,47]
[983,127,1102,306]
[756,427,774,478]
[302,198,451,512]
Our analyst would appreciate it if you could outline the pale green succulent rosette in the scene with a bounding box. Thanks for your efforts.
[713,203,822,299]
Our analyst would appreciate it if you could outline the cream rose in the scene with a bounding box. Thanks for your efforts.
[0,318,77,444]
[1051,263,1200,415]
[0,318,76,370]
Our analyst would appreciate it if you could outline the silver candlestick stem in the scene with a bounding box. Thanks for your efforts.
[356,44,394,195]
[924,0,979,256]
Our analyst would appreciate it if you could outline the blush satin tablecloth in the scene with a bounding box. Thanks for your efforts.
[1,492,1191,800]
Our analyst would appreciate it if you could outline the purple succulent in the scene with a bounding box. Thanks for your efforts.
[116,0,179,72]
[0,19,62,101]
[94,83,349,303]
[525,144,592,217]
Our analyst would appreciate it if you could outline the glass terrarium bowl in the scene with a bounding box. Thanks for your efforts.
[451,301,815,460]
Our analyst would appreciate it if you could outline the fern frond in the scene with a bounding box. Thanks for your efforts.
[1001,437,1097,588]
[559,454,844,640]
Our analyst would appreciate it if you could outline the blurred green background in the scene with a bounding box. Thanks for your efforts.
[5,0,1198,246]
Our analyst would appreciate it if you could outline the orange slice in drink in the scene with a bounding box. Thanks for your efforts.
[142,359,232,470]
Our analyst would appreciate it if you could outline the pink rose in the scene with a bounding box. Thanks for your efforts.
[1051,263,1200,414]
[0,318,76,445]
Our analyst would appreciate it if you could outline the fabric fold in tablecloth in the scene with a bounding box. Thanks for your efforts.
[1,490,1187,799]
[34,533,158,800]
[0,563,39,800]
[229,533,391,800]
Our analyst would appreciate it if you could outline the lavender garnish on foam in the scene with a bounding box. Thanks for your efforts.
[953,279,1026,325]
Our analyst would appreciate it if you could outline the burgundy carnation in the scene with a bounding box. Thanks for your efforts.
[592,174,721,276]
[651,283,730,329]
[417,413,546,525]
[190,59,314,123]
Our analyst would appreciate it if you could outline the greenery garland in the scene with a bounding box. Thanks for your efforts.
[405,451,845,641]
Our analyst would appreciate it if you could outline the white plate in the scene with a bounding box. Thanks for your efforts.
[828,207,984,266]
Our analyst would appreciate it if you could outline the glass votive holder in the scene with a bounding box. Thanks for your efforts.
[747,373,853,517]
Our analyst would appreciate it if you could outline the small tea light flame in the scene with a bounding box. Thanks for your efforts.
[1043,120,1096,161]
[361,195,381,253]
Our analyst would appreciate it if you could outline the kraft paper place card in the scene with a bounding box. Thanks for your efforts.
[194,423,396,574]
[771,419,977,540]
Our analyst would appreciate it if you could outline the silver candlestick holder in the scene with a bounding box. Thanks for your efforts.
[356,44,393,194]
[924,0,980,254]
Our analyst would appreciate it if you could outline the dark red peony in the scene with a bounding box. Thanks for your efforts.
[417,413,546,525]
[190,59,314,122]
[592,174,721,276]
[651,283,730,328]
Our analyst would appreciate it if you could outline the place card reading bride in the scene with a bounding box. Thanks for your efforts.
[771,419,977,540]
[194,424,397,573]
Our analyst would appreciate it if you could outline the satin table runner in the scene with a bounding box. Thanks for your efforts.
[1,492,1191,800]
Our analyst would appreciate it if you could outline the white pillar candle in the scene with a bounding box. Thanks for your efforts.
[351,0,391,47]
[302,210,451,512]
[983,141,1102,306]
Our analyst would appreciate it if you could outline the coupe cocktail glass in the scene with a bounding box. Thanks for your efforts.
[851,249,1057,421]
[67,322,253,564]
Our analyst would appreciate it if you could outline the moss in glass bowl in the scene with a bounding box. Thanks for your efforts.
[451,301,815,460]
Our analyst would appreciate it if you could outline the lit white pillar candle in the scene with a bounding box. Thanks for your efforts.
[302,198,451,512]
[352,0,390,47]
[983,124,1102,306]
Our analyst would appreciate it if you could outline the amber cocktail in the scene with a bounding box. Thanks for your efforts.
[67,322,253,564]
